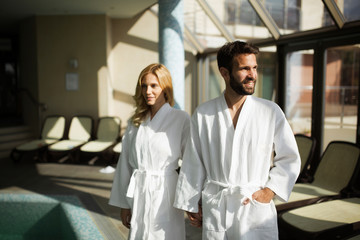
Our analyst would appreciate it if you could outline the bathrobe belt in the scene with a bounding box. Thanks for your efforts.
[126,169,176,198]
[205,179,262,207]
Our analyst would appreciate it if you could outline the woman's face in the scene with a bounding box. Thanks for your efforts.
[141,73,166,108]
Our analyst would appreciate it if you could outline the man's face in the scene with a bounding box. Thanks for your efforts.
[228,53,257,96]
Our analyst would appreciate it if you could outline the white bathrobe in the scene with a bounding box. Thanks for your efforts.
[174,94,300,240]
[109,103,190,240]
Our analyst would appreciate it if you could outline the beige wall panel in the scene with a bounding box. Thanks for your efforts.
[108,11,159,130]
[36,15,107,123]
[108,10,197,129]
[19,18,40,136]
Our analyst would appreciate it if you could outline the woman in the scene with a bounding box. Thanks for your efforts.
[109,63,190,240]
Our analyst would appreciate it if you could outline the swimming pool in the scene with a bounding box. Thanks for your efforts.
[0,194,104,240]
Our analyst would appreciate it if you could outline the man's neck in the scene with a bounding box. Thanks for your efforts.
[224,89,247,111]
[224,90,248,129]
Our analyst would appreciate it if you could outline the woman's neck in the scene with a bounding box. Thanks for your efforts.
[150,101,166,119]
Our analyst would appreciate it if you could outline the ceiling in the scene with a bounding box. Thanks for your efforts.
[0,0,157,34]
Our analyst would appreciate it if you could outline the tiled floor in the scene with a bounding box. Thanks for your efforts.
[0,156,202,240]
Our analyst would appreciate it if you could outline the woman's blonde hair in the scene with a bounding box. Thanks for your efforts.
[131,63,174,127]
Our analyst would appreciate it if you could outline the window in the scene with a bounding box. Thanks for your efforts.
[285,49,314,135]
[323,45,360,148]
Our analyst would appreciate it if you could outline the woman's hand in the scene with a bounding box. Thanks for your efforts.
[121,208,132,229]
[186,203,202,228]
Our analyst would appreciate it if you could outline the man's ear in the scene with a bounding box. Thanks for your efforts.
[219,67,230,81]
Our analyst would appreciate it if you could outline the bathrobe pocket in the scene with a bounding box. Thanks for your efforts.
[152,186,171,223]
[247,200,277,230]
[202,191,226,232]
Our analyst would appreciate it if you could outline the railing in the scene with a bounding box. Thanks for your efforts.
[325,86,358,128]
[17,87,47,135]
[287,85,358,129]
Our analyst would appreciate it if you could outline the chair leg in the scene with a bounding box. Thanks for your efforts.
[71,150,80,164]
[103,149,114,166]
[39,148,48,163]
[10,149,22,164]
[68,150,77,164]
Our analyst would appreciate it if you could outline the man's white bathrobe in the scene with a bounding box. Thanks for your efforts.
[174,94,300,240]
[109,103,190,240]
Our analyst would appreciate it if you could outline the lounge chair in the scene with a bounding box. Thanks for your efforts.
[295,134,316,183]
[275,141,360,212]
[111,141,122,164]
[97,141,122,173]
[10,115,66,163]
[279,197,360,240]
[111,141,122,165]
[79,116,121,165]
[344,232,360,240]
[47,116,93,162]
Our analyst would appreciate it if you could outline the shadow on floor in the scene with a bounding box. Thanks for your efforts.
[0,155,202,239]
[0,155,128,240]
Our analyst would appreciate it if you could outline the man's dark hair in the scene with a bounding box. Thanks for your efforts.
[217,41,259,72]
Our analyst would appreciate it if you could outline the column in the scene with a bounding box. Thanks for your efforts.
[158,0,184,109]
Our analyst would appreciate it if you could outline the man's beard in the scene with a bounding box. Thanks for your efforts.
[229,73,256,96]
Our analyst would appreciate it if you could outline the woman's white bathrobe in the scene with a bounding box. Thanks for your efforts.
[109,103,190,240]
[174,94,300,240]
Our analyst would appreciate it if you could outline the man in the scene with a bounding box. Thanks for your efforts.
[174,41,300,239]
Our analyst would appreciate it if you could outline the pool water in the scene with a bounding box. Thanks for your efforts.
[0,194,104,240]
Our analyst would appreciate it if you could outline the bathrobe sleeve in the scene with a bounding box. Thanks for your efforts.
[180,114,191,158]
[265,105,301,202]
[109,122,134,209]
[174,112,206,213]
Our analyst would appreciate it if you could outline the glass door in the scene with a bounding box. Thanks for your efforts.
[285,49,314,135]
[323,45,360,149]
